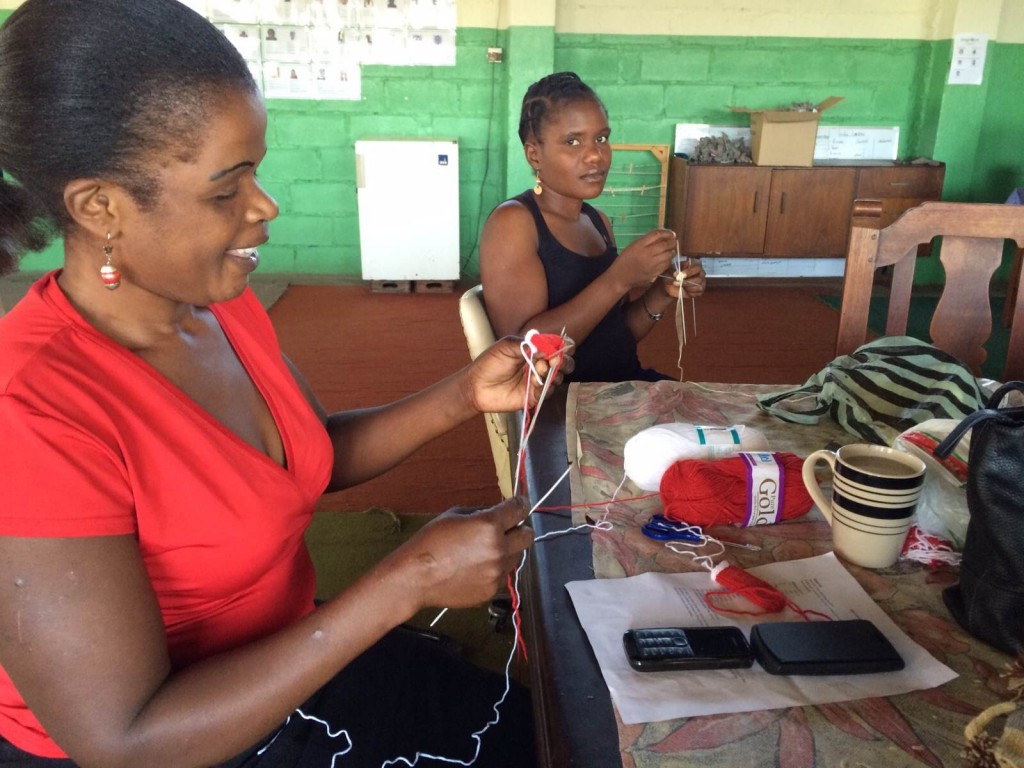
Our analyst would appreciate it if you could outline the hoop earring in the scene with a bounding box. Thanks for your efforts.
[100,232,121,290]
[533,171,543,196]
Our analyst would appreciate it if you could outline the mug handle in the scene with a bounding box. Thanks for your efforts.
[802,450,837,525]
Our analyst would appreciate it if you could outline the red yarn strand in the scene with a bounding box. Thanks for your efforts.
[705,564,832,622]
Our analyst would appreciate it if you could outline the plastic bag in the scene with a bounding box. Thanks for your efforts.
[893,418,970,548]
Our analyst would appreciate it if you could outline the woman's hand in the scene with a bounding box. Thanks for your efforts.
[461,336,574,414]
[397,498,535,611]
[612,228,678,290]
[662,258,707,299]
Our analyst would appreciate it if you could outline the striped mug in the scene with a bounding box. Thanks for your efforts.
[802,444,926,568]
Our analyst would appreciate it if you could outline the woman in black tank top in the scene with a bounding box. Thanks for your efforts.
[479,72,706,383]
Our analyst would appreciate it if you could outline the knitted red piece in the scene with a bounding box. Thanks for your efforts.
[660,452,813,527]
[524,330,566,363]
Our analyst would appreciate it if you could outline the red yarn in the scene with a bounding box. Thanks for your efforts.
[705,563,833,621]
[508,573,527,661]
[660,452,813,527]
[709,563,787,612]
[524,330,567,366]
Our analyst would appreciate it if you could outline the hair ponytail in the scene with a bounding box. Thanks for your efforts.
[0,173,52,275]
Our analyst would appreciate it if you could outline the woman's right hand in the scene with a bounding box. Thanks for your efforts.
[613,228,678,290]
[398,497,534,612]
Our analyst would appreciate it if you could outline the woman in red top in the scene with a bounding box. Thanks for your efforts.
[0,1,556,766]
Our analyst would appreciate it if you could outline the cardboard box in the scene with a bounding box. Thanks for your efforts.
[729,97,843,167]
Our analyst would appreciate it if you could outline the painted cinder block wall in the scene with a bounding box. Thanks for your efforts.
[3,0,1022,285]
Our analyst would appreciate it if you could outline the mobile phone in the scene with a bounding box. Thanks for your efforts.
[622,626,753,672]
[750,619,905,675]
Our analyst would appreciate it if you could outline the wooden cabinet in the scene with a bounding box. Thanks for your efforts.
[854,165,945,228]
[666,159,945,260]
[676,165,772,255]
[763,168,857,257]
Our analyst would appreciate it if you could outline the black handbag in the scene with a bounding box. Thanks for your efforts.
[933,381,1024,655]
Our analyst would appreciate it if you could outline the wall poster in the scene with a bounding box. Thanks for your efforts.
[178,0,457,100]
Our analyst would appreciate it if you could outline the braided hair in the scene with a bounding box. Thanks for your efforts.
[0,0,258,275]
[517,71,606,145]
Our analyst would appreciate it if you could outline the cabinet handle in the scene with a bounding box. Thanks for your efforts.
[780,192,787,214]
[889,181,911,187]
[752,191,759,214]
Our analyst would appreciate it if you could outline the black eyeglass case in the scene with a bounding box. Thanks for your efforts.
[751,619,905,676]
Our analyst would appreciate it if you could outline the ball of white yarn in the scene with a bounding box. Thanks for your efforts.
[622,423,770,491]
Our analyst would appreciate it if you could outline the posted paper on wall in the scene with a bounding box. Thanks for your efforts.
[565,553,957,725]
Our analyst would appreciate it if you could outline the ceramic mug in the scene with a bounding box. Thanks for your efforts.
[802,444,926,568]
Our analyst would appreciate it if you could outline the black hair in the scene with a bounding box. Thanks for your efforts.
[0,0,259,275]
[517,71,606,145]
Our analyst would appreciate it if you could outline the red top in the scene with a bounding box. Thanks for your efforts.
[0,273,333,757]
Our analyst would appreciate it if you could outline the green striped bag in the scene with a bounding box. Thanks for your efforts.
[756,337,985,446]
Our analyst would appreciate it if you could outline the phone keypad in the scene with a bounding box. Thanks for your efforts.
[634,629,694,659]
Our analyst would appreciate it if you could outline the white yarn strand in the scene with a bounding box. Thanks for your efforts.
[254,334,579,768]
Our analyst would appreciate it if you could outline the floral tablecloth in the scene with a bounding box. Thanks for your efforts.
[565,380,1014,768]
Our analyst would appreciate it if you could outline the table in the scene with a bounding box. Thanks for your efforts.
[518,380,1015,768]
[518,391,621,767]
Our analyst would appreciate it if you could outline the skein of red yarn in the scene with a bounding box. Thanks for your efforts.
[660,451,813,527]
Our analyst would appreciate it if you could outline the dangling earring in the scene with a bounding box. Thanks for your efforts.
[100,232,121,290]
[533,170,543,196]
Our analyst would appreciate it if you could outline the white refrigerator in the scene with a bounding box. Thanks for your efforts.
[355,137,460,281]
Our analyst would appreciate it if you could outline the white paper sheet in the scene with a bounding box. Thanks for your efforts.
[565,553,957,725]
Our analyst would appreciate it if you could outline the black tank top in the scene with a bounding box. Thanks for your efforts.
[513,191,650,383]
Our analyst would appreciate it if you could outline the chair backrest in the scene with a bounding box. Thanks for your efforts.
[836,199,1024,381]
[458,285,514,499]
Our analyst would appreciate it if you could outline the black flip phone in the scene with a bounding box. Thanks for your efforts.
[750,619,905,675]
[622,626,753,672]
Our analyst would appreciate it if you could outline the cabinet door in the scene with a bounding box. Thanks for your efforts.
[764,168,857,257]
[680,165,773,255]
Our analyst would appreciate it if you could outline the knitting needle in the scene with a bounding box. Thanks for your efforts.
[658,258,700,336]
[528,464,573,517]
[430,463,574,628]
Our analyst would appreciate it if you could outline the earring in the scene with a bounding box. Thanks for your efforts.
[533,171,543,196]
[100,232,121,290]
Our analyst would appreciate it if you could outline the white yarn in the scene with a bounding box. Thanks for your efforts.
[622,423,769,491]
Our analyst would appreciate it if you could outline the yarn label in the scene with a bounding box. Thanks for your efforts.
[694,425,741,445]
[740,452,785,526]
[695,425,744,459]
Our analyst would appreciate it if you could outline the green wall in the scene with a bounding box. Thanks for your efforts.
[974,41,1024,204]
[4,7,1022,283]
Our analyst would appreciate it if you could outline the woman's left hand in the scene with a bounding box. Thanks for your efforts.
[662,259,707,299]
[463,335,574,414]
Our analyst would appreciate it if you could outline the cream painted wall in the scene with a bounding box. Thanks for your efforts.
[998,0,1024,43]
[459,0,553,28]
[462,0,1024,42]
[950,0,1002,37]
[3,1,1013,41]
[555,0,957,39]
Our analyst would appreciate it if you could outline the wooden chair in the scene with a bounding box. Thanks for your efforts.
[836,199,1024,381]
[457,285,514,499]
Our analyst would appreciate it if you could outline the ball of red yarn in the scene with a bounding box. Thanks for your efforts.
[660,452,813,527]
